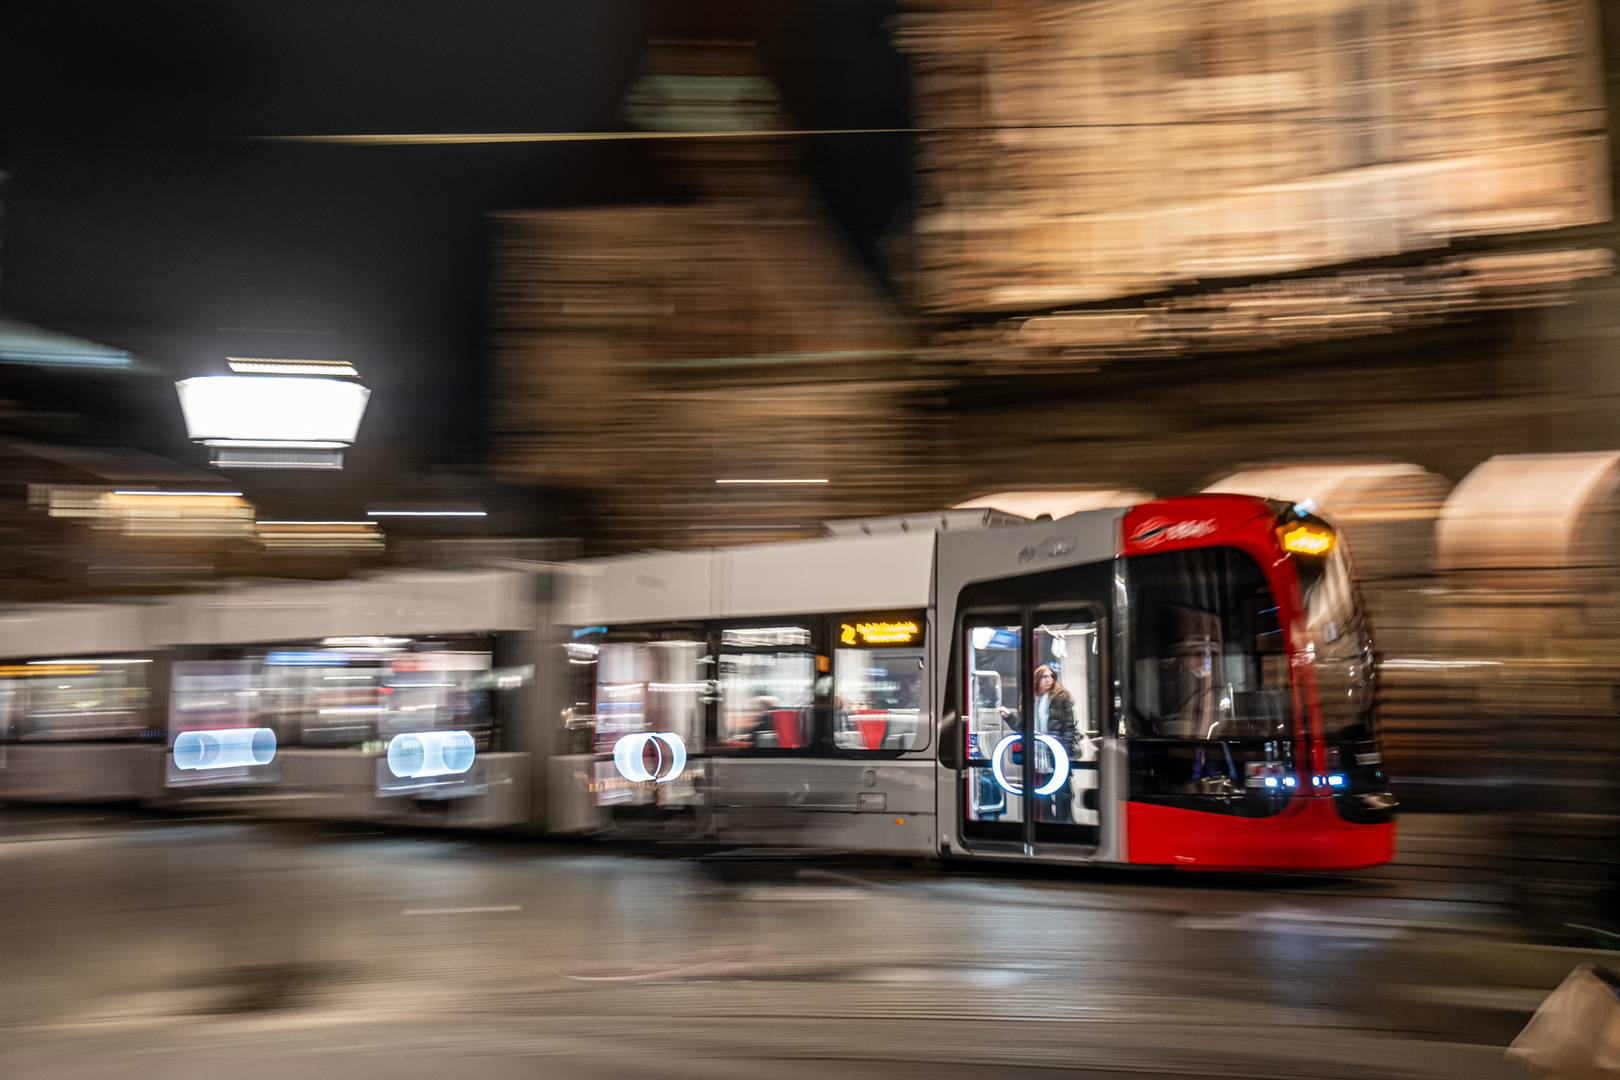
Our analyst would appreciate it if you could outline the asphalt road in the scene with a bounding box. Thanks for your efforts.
[0,808,1593,1079]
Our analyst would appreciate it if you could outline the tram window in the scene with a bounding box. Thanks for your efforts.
[594,640,707,755]
[964,622,1022,823]
[382,652,495,747]
[7,662,150,742]
[1294,544,1375,743]
[0,677,17,741]
[261,662,383,748]
[1034,620,1100,742]
[719,633,814,750]
[170,660,256,734]
[1127,547,1292,740]
[833,646,923,751]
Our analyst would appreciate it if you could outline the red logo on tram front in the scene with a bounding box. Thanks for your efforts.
[1129,517,1218,549]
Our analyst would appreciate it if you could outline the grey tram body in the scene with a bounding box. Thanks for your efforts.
[563,506,1128,862]
[0,507,1132,863]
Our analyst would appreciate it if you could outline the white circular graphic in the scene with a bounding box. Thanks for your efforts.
[990,733,1070,796]
[612,732,688,784]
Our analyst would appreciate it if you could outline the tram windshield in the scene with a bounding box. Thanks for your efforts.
[1127,546,1292,739]
[1293,542,1376,744]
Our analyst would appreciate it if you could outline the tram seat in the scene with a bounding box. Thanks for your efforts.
[853,711,888,750]
[770,709,805,749]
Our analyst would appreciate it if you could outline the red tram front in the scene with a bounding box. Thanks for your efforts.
[952,494,1396,871]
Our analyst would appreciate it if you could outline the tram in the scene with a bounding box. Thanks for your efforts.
[0,494,1397,870]
[559,494,1397,870]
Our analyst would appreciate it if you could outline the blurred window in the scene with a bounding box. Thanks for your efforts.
[1294,543,1376,743]
[382,652,494,747]
[260,663,383,748]
[3,662,150,742]
[592,638,707,756]
[719,626,814,751]
[964,620,1021,823]
[833,646,923,751]
[169,660,256,735]
[0,677,18,741]
[1127,547,1292,740]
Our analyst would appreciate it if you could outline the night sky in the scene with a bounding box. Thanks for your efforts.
[0,1,910,460]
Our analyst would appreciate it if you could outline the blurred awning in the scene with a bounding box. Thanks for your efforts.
[1205,464,1449,524]
[1437,452,1620,571]
[0,317,132,369]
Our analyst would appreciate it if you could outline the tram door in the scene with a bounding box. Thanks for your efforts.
[962,605,1103,852]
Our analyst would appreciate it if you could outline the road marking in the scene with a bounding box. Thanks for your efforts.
[401,905,521,916]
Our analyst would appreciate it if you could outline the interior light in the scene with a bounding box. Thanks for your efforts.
[1280,524,1335,556]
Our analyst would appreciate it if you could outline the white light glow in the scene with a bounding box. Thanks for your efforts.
[202,440,348,449]
[715,478,829,484]
[366,510,487,517]
[321,636,409,646]
[27,658,153,665]
[612,732,687,784]
[112,490,242,497]
[175,376,370,443]
[386,730,476,778]
[990,733,1070,796]
[173,727,277,770]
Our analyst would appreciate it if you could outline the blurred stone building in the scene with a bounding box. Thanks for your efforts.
[491,40,947,551]
[493,1,1620,554]
[894,0,1620,499]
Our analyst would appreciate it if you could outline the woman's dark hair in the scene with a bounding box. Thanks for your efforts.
[1033,663,1072,705]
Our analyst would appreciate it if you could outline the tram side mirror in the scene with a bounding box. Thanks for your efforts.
[939,712,963,771]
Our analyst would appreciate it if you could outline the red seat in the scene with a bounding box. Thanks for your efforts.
[853,710,888,750]
[770,709,804,749]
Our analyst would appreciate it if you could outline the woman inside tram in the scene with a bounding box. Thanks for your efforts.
[1032,664,1077,823]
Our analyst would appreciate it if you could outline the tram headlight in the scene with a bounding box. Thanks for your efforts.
[1280,523,1335,556]
[173,727,276,770]
[387,730,476,778]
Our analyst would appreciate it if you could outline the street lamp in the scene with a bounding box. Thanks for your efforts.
[175,360,370,470]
